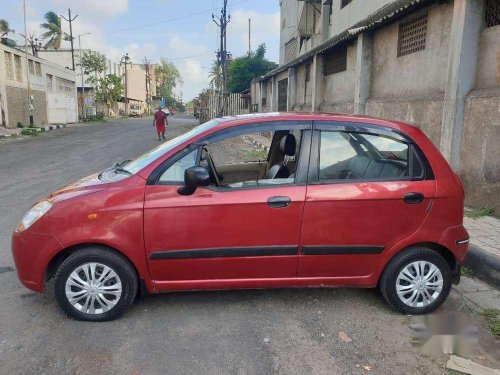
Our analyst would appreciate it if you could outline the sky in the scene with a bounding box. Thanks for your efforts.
[1,0,280,101]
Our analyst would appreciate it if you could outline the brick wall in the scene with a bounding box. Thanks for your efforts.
[5,86,47,128]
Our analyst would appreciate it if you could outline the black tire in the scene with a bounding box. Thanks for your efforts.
[54,247,138,321]
[379,247,452,315]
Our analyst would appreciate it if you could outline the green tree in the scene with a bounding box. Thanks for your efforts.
[208,61,222,91]
[80,50,107,83]
[155,59,183,104]
[227,44,278,93]
[0,19,14,38]
[40,11,70,49]
[91,74,123,115]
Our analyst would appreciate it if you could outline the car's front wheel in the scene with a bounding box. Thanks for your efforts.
[380,247,452,315]
[54,247,138,321]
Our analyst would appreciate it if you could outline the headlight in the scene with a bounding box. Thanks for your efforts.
[16,200,53,232]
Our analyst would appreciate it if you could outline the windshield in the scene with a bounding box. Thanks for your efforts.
[123,118,223,174]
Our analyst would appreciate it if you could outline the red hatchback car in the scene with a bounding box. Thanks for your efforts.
[12,113,469,321]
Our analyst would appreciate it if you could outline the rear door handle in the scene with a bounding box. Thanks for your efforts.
[267,196,291,208]
[403,192,424,204]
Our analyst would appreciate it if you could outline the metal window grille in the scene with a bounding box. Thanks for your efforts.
[341,0,352,9]
[46,74,53,90]
[278,78,288,112]
[486,0,500,27]
[305,63,311,82]
[14,55,22,82]
[4,52,13,80]
[324,46,347,75]
[35,62,42,76]
[28,60,34,74]
[284,38,297,64]
[398,13,427,57]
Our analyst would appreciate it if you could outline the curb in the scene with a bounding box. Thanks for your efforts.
[464,244,500,289]
[0,124,66,138]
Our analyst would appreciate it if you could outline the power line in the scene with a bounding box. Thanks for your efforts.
[108,0,248,35]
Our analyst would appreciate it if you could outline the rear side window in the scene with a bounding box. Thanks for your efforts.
[319,131,410,181]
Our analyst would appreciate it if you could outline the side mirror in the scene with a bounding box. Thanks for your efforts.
[177,166,210,196]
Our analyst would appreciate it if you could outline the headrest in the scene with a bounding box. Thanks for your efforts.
[280,134,296,156]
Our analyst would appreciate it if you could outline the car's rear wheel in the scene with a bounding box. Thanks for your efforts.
[379,247,452,315]
[54,247,138,321]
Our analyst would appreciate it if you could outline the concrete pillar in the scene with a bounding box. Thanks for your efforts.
[354,32,373,115]
[321,1,332,43]
[311,54,324,111]
[259,80,264,112]
[440,0,484,171]
[271,76,277,112]
[287,67,297,111]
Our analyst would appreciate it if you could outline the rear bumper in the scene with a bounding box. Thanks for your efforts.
[11,231,63,293]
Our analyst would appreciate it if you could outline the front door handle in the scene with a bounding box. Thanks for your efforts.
[267,196,291,208]
[403,192,424,204]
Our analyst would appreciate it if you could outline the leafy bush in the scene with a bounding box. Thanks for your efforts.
[96,112,105,120]
[16,122,24,128]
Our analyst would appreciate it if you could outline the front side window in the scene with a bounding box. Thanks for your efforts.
[319,131,410,181]
[158,149,198,183]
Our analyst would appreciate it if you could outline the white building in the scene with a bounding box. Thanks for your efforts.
[0,42,78,128]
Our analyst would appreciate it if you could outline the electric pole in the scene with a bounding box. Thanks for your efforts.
[143,57,152,115]
[121,53,131,115]
[248,18,251,55]
[61,8,78,71]
[212,0,230,117]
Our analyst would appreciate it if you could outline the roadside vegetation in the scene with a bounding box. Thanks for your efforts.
[481,309,500,337]
[464,207,495,219]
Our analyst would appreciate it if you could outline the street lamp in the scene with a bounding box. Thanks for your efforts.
[120,53,131,115]
[78,32,91,120]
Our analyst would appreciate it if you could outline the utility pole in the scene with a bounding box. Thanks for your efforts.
[23,0,33,127]
[120,53,131,115]
[61,8,78,71]
[212,0,230,117]
[248,18,251,55]
[78,32,91,120]
[143,57,152,115]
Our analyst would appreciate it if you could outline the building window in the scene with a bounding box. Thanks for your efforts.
[305,62,311,82]
[341,0,352,9]
[284,38,298,64]
[14,55,23,82]
[485,0,500,27]
[323,46,347,75]
[28,59,34,74]
[56,77,75,93]
[46,74,53,91]
[35,62,42,76]
[398,13,428,57]
[4,52,13,80]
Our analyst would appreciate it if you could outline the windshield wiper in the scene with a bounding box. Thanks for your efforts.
[111,162,132,175]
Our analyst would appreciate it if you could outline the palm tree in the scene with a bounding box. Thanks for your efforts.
[208,61,222,91]
[0,19,14,38]
[40,11,70,49]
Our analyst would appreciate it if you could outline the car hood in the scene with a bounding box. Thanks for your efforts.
[46,173,110,203]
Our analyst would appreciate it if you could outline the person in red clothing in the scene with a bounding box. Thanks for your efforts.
[153,106,168,141]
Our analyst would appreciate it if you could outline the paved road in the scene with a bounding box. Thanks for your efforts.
[0,116,498,374]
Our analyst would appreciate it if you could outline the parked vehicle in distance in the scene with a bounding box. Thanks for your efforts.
[12,113,469,321]
[129,104,143,117]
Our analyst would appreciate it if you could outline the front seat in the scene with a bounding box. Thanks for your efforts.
[263,134,296,179]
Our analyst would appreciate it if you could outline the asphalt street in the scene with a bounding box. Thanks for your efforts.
[0,116,498,375]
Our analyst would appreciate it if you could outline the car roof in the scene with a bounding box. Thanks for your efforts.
[211,112,416,133]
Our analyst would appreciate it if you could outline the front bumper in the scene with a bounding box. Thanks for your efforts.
[11,230,63,293]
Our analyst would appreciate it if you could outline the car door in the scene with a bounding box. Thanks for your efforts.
[144,121,312,282]
[298,121,436,278]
